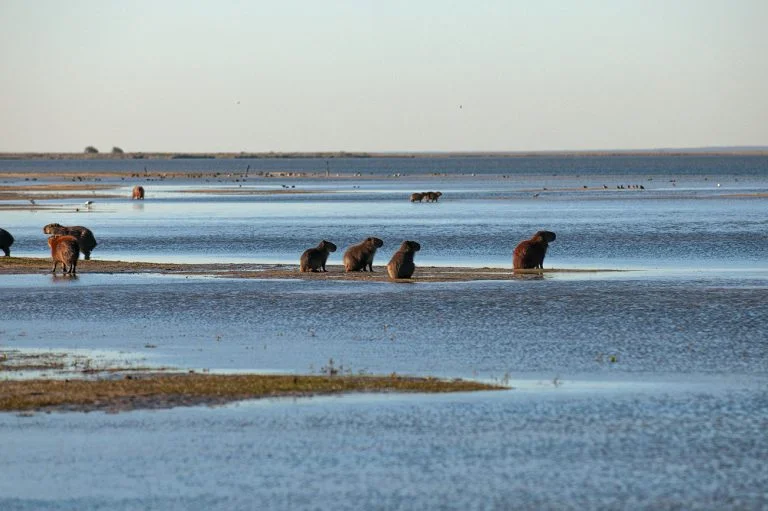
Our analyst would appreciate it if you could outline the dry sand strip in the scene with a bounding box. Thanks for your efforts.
[0,373,504,414]
[0,257,626,281]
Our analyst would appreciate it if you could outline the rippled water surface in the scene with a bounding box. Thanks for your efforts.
[1,157,767,510]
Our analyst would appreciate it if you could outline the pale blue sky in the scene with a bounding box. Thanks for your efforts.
[1,0,766,152]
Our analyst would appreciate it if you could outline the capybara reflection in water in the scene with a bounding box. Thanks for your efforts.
[343,237,384,272]
[512,230,556,270]
[42,223,97,260]
[131,185,145,200]
[424,191,442,202]
[387,240,421,279]
[300,240,337,272]
[410,192,425,202]
[0,228,14,257]
[47,235,80,275]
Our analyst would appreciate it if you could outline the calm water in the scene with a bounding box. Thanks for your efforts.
[2,154,767,177]
[1,156,767,510]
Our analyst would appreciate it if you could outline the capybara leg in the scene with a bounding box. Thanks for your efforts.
[2,248,8,257]
[51,262,58,273]
[83,251,90,260]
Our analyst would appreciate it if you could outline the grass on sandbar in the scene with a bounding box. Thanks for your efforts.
[0,373,505,413]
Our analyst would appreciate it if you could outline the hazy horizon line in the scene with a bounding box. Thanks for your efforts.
[1,145,767,158]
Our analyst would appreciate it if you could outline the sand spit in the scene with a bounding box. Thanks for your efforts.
[0,350,503,414]
[0,257,625,281]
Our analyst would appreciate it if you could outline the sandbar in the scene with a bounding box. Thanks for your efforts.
[0,257,625,281]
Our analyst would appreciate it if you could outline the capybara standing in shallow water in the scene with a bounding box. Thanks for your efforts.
[343,237,384,272]
[410,192,425,202]
[42,224,97,260]
[512,230,556,270]
[0,228,14,257]
[387,240,421,279]
[424,191,443,202]
[300,240,337,272]
[47,235,80,275]
[131,185,145,200]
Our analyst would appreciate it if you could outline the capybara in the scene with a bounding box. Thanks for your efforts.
[424,191,443,202]
[387,240,421,279]
[131,185,145,200]
[512,230,556,270]
[0,228,14,257]
[47,235,80,275]
[300,240,337,272]
[343,237,384,272]
[410,192,425,202]
[42,223,97,260]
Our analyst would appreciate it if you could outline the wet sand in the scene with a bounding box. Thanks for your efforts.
[0,257,624,281]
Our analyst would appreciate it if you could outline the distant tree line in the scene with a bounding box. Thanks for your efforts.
[83,146,125,154]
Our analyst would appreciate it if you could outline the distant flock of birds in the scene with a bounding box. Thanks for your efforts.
[1,185,557,278]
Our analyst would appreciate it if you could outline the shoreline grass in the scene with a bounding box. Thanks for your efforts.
[0,373,505,413]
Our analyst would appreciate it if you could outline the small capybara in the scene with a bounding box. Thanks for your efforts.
[512,230,557,270]
[343,237,384,272]
[42,223,97,260]
[131,185,145,200]
[47,235,80,275]
[410,192,425,202]
[424,191,443,202]
[387,240,421,280]
[300,240,337,272]
[0,228,14,257]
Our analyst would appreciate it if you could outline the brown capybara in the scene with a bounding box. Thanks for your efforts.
[512,230,556,270]
[131,185,145,200]
[300,240,337,272]
[42,224,97,260]
[387,240,421,280]
[424,191,443,202]
[343,237,384,272]
[0,228,14,257]
[47,235,80,275]
[410,192,425,202]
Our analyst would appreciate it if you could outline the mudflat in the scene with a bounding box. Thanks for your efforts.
[0,257,623,281]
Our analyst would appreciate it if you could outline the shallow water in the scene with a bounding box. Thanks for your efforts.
[2,272,767,379]
[1,157,767,510]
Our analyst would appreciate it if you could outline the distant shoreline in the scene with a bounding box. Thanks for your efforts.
[1,149,767,160]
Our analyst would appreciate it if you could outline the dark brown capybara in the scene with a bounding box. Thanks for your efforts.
[424,191,443,202]
[387,240,421,280]
[0,228,14,257]
[410,192,425,202]
[131,185,145,200]
[300,240,337,272]
[512,230,556,270]
[343,237,384,272]
[47,235,80,275]
[42,223,97,260]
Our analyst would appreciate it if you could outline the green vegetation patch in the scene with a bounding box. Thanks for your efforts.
[0,373,504,413]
